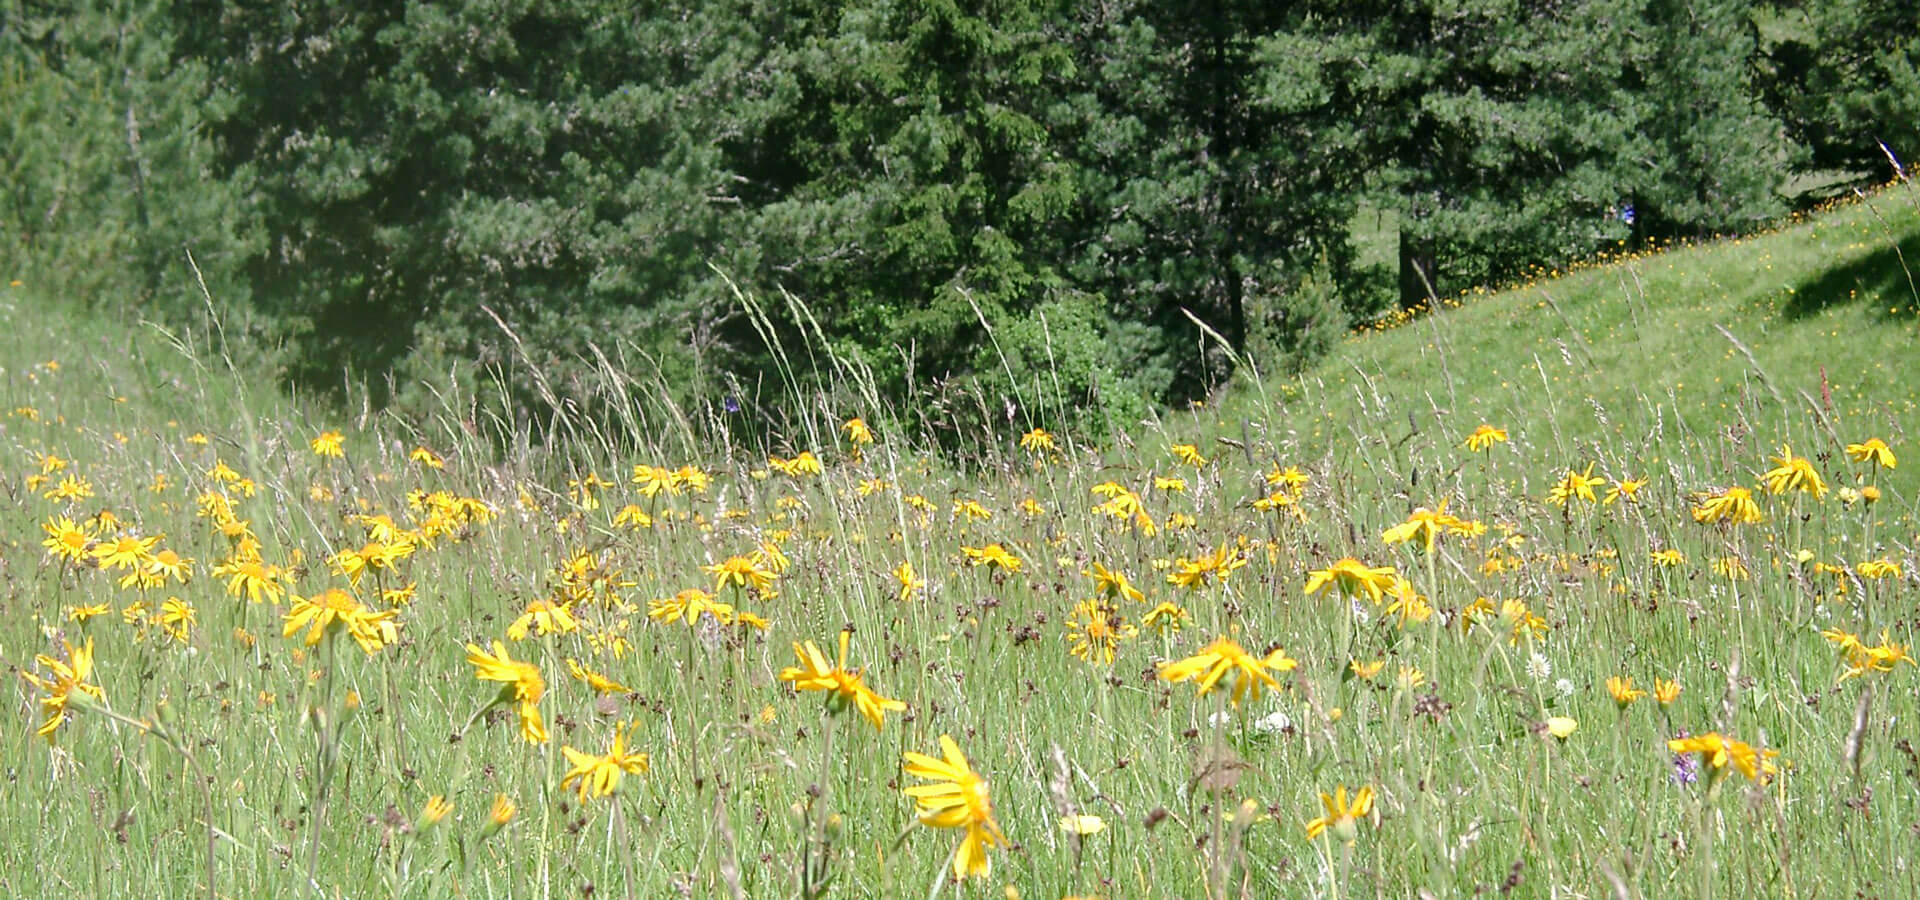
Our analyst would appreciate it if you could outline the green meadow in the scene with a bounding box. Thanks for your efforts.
[4,182,1918,898]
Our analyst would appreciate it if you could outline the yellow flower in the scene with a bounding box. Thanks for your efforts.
[1302,786,1374,843]
[768,451,823,477]
[1604,477,1647,504]
[961,543,1022,572]
[44,473,95,501]
[1857,559,1901,580]
[565,658,633,694]
[1063,600,1136,665]
[1544,716,1579,739]
[507,599,580,640]
[1668,732,1778,782]
[1304,557,1398,603]
[1059,814,1106,836]
[214,557,286,604]
[902,735,1009,881]
[1019,428,1057,454]
[613,504,653,529]
[1380,498,1473,553]
[1761,445,1827,498]
[20,637,105,740]
[1159,637,1297,706]
[1654,678,1681,706]
[1166,545,1247,590]
[778,631,906,730]
[40,515,92,563]
[91,534,158,572]
[559,724,650,803]
[705,554,777,594]
[417,795,454,830]
[1348,659,1385,680]
[1462,424,1508,452]
[952,498,994,521]
[311,431,345,458]
[157,597,196,644]
[1606,676,1646,709]
[894,561,926,602]
[466,641,547,744]
[1691,486,1764,525]
[842,417,874,445]
[1844,438,1896,470]
[1547,463,1605,506]
[1264,464,1311,491]
[483,795,517,835]
[647,588,736,627]
[1087,562,1145,603]
[1650,548,1686,568]
[1152,474,1188,493]
[1140,601,1189,633]
[1169,443,1208,467]
[282,589,400,654]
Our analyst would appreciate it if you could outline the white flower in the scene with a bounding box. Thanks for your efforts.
[1525,652,1552,682]
[1253,709,1293,737]
[1349,599,1371,626]
[1554,678,1575,698]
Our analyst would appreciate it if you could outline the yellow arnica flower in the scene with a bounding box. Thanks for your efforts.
[507,599,580,640]
[310,431,345,458]
[1087,562,1145,603]
[902,735,1009,881]
[705,554,777,594]
[1140,601,1188,633]
[1304,557,1398,603]
[1380,498,1474,553]
[1604,477,1647,504]
[565,657,633,694]
[961,543,1022,572]
[466,641,548,744]
[1159,637,1297,706]
[842,417,874,445]
[1547,463,1605,506]
[1170,443,1208,467]
[559,724,650,803]
[282,589,400,654]
[1303,786,1374,843]
[20,637,105,741]
[1654,678,1681,706]
[1063,600,1137,665]
[41,515,92,563]
[1606,676,1646,708]
[1462,424,1508,452]
[408,446,445,468]
[1667,732,1778,782]
[1856,559,1900,580]
[1691,486,1764,525]
[1019,428,1056,453]
[1761,445,1827,498]
[778,631,907,730]
[893,561,926,602]
[1845,438,1896,469]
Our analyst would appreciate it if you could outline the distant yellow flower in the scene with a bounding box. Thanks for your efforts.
[1304,557,1398,603]
[1380,498,1474,553]
[1264,464,1311,492]
[779,630,906,730]
[1059,814,1106,836]
[961,543,1022,572]
[1087,562,1145,603]
[894,561,926,602]
[705,554,777,594]
[40,515,92,563]
[1462,424,1508,452]
[214,557,285,604]
[1170,443,1208,467]
[1761,445,1827,498]
[565,658,633,694]
[1063,600,1136,665]
[20,637,104,740]
[1019,428,1057,454]
[45,473,94,501]
[560,724,650,803]
[1844,438,1896,470]
[1650,548,1686,568]
[1654,678,1681,706]
[612,504,653,529]
[67,602,110,623]
[1544,716,1579,739]
[1606,676,1646,709]
[1348,659,1385,680]
[647,588,736,627]
[282,589,400,654]
[1166,545,1247,590]
[466,640,548,744]
[1153,475,1188,493]
[842,417,874,445]
[902,735,1009,881]
[310,431,345,458]
[1604,477,1647,504]
[952,498,994,521]
[1140,601,1189,633]
[91,534,157,572]
[1159,637,1297,706]
[1668,732,1778,782]
[1547,463,1604,506]
[507,599,580,640]
[768,451,823,477]
[1691,486,1764,525]
[484,795,517,835]
[1856,559,1901,580]
[1302,786,1373,843]
[417,795,454,830]
[408,446,445,469]
[157,597,196,644]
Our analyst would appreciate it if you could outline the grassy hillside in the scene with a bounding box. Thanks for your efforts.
[2,184,1917,898]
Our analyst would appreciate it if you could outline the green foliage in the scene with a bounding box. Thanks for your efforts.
[1760,0,1920,181]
